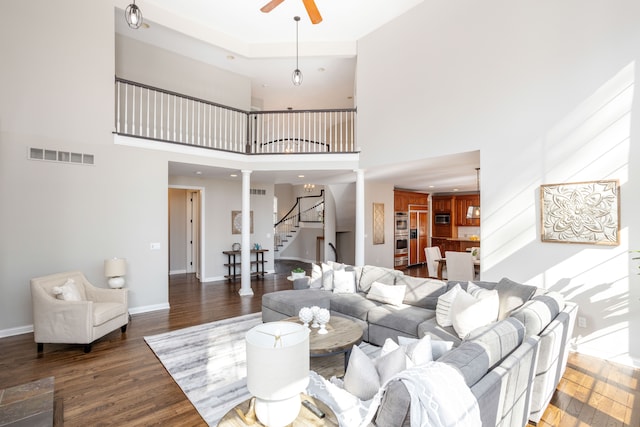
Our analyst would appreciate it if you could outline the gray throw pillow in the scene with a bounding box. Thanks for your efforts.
[494,277,537,320]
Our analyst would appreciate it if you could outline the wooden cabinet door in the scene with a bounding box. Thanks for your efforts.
[418,211,428,263]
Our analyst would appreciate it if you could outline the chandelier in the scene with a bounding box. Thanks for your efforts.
[304,184,315,193]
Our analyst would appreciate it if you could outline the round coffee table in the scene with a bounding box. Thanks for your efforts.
[218,394,338,426]
[285,315,363,370]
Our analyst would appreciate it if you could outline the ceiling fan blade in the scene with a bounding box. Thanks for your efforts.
[260,0,286,13]
[302,0,323,24]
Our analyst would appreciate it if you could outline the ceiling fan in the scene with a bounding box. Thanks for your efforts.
[260,0,323,24]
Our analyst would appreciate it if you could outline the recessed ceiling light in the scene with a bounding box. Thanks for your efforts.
[195,171,202,175]
[298,175,305,178]
[428,185,435,188]
[453,188,459,192]
[230,174,238,177]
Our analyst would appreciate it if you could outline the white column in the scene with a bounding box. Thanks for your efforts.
[239,169,254,296]
[354,169,365,266]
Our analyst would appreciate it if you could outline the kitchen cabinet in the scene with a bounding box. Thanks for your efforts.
[394,190,428,212]
[432,196,452,213]
[455,194,480,226]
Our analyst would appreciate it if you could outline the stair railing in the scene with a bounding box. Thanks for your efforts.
[274,190,324,252]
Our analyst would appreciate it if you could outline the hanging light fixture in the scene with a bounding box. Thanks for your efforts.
[466,168,481,219]
[292,16,303,86]
[125,1,143,29]
[304,183,315,193]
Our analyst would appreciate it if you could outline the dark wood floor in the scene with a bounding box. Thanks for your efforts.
[1,264,638,426]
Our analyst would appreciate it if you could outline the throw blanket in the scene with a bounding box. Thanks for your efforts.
[307,362,480,427]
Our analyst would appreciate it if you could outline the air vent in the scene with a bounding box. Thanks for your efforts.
[29,147,94,165]
[250,188,266,196]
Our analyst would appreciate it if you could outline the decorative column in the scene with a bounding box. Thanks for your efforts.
[354,169,365,266]
[239,169,254,296]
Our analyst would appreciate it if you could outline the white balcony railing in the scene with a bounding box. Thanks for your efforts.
[115,77,357,154]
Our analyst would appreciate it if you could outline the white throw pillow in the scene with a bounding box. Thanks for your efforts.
[397,335,433,365]
[366,282,406,306]
[451,288,499,338]
[52,278,82,301]
[333,269,356,294]
[309,263,323,289]
[321,262,334,291]
[343,343,407,400]
[343,345,381,400]
[436,284,462,327]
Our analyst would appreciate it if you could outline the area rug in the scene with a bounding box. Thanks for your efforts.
[144,313,378,426]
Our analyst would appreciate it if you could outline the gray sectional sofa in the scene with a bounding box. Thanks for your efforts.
[261,264,577,426]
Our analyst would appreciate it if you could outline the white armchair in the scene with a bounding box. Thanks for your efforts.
[30,271,129,353]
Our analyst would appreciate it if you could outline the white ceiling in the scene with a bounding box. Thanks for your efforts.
[119,0,481,193]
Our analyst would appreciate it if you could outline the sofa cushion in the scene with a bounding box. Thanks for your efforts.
[510,291,565,337]
[262,289,331,317]
[357,265,402,293]
[366,282,406,306]
[397,275,447,309]
[439,317,525,387]
[330,293,380,321]
[418,318,462,346]
[93,302,125,326]
[368,304,436,337]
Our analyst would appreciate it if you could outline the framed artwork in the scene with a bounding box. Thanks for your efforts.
[372,203,385,245]
[231,210,253,234]
[540,180,620,245]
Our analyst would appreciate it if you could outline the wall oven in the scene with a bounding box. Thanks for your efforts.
[395,232,409,255]
[395,212,408,231]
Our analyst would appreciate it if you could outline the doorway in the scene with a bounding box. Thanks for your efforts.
[168,186,204,279]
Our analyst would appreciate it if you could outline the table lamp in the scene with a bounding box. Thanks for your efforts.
[246,321,309,427]
[104,258,126,288]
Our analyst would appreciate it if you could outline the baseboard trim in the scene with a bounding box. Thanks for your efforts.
[0,324,33,338]
[128,303,170,315]
[169,269,187,275]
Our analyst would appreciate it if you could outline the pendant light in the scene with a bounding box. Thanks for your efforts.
[466,168,481,219]
[292,16,303,86]
[125,1,143,29]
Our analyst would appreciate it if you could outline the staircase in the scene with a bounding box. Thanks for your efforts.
[274,190,324,255]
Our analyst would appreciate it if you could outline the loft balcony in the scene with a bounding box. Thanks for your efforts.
[114,77,358,155]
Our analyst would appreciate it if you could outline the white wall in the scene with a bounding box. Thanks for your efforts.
[0,1,254,334]
[363,181,395,268]
[357,0,640,365]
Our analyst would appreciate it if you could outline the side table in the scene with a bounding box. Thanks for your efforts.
[217,394,338,426]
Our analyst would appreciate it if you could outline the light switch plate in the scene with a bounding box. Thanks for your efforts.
[150,242,161,250]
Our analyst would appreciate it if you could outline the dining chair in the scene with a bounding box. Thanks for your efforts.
[424,246,443,279]
[445,251,475,281]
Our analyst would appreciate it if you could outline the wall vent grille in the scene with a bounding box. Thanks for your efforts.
[29,147,94,165]
[250,188,266,196]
